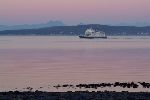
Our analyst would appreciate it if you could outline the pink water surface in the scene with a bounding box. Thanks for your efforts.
[0,36,150,91]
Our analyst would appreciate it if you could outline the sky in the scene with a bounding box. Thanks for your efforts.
[0,0,150,25]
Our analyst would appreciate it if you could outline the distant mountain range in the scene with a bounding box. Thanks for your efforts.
[0,24,150,36]
[0,20,65,31]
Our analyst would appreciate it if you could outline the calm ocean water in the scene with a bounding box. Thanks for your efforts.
[0,36,150,91]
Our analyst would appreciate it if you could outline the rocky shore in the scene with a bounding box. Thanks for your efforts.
[1,82,150,100]
[0,91,150,100]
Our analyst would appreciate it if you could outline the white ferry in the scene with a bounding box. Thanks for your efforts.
[79,28,107,39]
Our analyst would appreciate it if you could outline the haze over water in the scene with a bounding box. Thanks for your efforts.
[0,36,150,91]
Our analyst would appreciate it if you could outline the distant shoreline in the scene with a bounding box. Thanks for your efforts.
[0,24,150,36]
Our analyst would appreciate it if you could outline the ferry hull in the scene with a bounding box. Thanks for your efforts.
[79,36,107,39]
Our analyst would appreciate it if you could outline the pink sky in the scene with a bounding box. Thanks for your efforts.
[0,0,150,25]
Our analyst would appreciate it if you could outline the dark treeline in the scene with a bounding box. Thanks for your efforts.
[0,24,150,36]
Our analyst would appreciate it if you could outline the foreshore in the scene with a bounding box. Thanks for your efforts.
[1,82,150,100]
[0,91,150,100]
